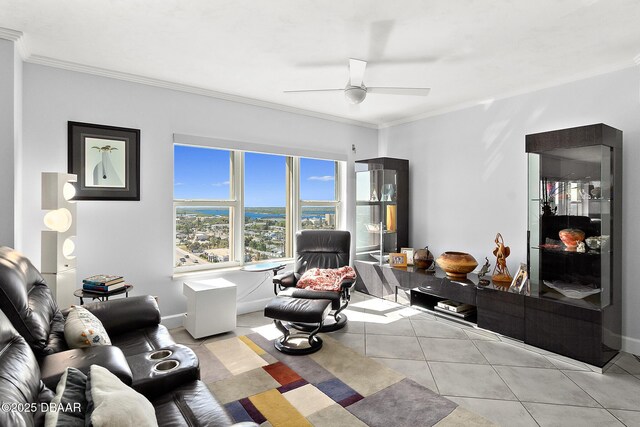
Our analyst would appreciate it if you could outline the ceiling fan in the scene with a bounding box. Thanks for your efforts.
[284,58,431,105]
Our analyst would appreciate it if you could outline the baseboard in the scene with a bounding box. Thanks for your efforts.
[237,297,272,315]
[161,313,185,329]
[622,335,640,356]
[161,298,270,329]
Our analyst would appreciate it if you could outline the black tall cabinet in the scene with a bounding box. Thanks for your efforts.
[355,158,409,261]
[525,123,622,367]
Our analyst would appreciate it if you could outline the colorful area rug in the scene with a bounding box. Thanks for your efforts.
[201,332,493,427]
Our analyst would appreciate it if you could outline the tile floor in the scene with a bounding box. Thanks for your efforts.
[171,291,640,427]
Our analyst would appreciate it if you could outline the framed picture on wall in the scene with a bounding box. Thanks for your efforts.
[68,121,140,201]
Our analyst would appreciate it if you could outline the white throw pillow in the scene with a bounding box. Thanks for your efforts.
[86,365,158,427]
[64,306,111,348]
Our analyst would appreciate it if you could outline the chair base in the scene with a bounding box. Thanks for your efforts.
[290,313,347,332]
[274,334,323,355]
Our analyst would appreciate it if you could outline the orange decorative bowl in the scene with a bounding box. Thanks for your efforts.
[559,229,585,250]
[436,251,478,279]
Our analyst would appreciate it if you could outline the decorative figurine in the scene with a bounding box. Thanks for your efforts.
[477,257,491,286]
[370,189,378,202]
[491,233,513,285]
[576,242,586,253]
[381,184,395,201]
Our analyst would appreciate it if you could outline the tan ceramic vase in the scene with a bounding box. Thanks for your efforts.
[436,251,478,279]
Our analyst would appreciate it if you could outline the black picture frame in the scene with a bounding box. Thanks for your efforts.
[68,121,140,201]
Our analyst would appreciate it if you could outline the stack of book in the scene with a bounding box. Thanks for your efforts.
[433,299,476,318]
[82,274,128,293]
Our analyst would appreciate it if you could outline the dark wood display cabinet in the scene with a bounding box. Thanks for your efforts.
[525,123,622,367]
[355,158,409,261]
[354,262,526,341]
[354,123,622,369]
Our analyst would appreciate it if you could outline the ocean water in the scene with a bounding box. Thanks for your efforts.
[176,207,334,219]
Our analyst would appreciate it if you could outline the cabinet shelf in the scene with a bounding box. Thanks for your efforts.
[356,200,397,205]
[531,246,610,256]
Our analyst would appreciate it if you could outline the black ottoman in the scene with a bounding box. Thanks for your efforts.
[264,296,332,355]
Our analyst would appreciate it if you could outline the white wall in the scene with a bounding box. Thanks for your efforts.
[13,42,23,249]
[20,63,378,326]
[16,54,640,352]
[380,65,640,353]
[0,39,20,247]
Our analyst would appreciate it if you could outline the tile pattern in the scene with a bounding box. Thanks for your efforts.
[170,291,640,426]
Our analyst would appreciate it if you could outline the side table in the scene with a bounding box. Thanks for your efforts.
[73,284,133,305]
[241,262,286,276]
[241,262,286,294]
[183,278,237,339]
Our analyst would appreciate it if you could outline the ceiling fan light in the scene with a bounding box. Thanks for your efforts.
[345,86,367,104]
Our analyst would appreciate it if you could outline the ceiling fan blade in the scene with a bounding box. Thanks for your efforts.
[283,89,343,93]
[349,58,367,87]
[367,87,431,96]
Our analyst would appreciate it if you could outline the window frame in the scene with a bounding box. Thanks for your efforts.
[173,146,342,273]
[173,149,241,273]
[296,157,341,232]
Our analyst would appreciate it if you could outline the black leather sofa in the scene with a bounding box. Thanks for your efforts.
[0,247,242,426]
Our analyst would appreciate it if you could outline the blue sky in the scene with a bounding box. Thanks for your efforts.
[174,145,335,206]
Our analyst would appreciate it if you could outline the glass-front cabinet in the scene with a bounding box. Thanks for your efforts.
[527,145,613,309]
[525,124,622,367]
[355,158,408,261]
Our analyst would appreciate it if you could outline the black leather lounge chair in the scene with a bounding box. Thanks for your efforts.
[273,229,354,332]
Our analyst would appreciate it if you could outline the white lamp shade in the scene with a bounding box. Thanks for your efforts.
[63,182,76,201]
[62,237,76,259]
[44,208,73,232]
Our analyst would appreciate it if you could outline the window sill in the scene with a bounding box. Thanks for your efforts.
[172,258,294,280]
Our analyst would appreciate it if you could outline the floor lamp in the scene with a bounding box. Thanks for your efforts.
[41,172,77,309]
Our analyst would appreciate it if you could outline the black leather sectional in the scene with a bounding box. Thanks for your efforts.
[0,247,246,426]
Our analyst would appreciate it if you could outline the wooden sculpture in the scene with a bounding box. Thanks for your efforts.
[491,233,512,285]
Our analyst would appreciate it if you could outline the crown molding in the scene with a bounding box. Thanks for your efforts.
[378,60,639,129]
[0,27,30,59]
[25,55,378,130]
[0,27,22,41]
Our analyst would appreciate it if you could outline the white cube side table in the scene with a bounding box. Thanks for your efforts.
[183,278,237,339]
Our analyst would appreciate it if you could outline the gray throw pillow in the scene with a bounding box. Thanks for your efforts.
[44,367,87,427]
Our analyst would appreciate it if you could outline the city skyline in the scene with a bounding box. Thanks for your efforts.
[174,145,336,206]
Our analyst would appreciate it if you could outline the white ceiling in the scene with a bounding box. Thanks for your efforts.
[2,0,640,127]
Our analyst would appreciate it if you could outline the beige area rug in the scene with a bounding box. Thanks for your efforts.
[197,332,495,427]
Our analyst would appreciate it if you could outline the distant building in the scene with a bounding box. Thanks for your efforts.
[325,213,335,227]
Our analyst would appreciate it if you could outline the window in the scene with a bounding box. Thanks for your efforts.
[174,145,342,272]
[174,146,236,269]
[299,158,339,230]
[244,153,287,262]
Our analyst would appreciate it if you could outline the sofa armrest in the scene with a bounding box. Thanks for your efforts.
[82,295,160,335]
[39,346,133,390]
